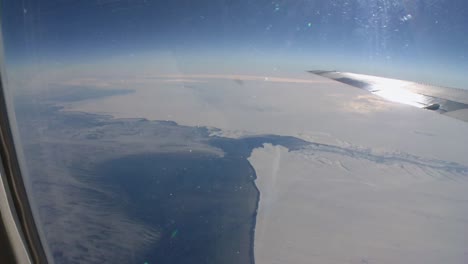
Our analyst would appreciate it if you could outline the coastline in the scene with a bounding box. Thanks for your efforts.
[247,161,260,264]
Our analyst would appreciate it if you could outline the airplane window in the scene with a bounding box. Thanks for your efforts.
[1,0,468,263]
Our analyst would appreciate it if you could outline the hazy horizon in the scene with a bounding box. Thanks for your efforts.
[2,0,468,89]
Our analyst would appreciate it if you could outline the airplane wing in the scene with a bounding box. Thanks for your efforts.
[309,70,468,122]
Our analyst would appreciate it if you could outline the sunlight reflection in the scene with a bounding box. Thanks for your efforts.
[345,73,430,108]
[373,87,427,108]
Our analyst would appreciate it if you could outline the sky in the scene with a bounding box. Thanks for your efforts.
[2,0,468,88]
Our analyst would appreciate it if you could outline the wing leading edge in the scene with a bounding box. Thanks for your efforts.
[309,70,468,122]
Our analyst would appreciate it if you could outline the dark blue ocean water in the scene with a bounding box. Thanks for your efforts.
[95,152,258,264]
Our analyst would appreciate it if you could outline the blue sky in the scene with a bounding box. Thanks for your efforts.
[2,0,468,88]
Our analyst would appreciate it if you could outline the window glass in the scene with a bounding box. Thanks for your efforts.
[2,1,468,263]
